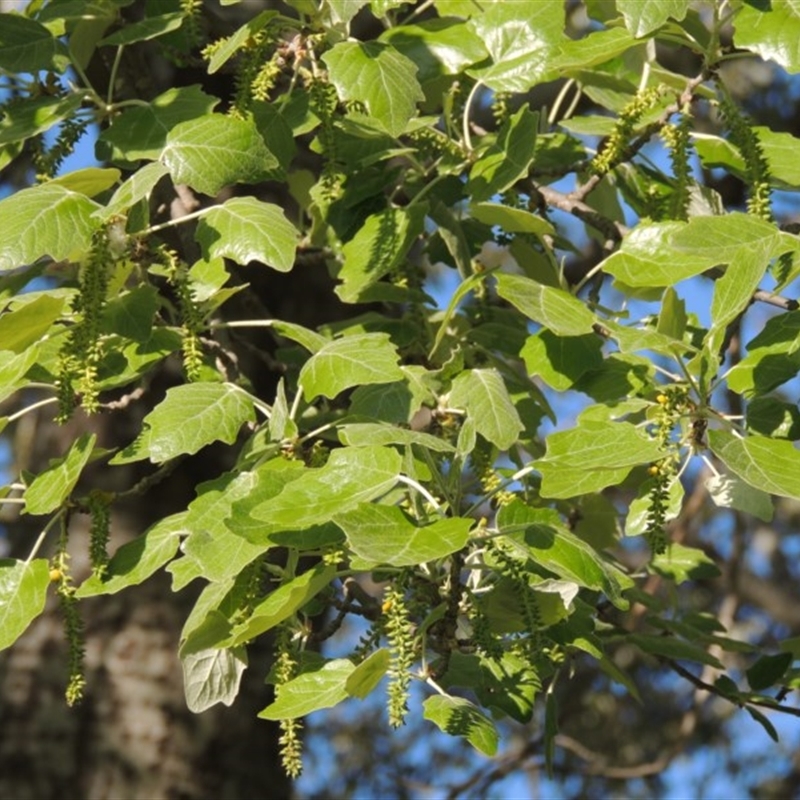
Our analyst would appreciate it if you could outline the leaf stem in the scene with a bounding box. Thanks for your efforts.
[397,475,443,514]
[7,396,59,423]
[462,80,483,153]
[25,509,66,564]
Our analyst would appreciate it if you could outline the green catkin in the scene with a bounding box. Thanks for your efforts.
[486,539,542,660]
[592,86,663,176]
[57,229,113,421]
[52,523,86,706]
[274,625,303,778]
[34,116,90,181]
[383,580,415,728]
[716,83,772,220]
[661,107,692,221]
[86,490,112,581]
[644,388,686,555]
[180,0,204,50]
[161,248,204,381]
[309,76,342,198]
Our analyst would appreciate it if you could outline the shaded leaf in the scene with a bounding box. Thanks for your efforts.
[706,473,774,522]
[423,695,498,756]
[98,86,218,162]
[337,505,471,567]
[182,645,247,713]
[746,652,793,692]
[468,106,538,202]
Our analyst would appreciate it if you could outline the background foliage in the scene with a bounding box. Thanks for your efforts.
[3,0,800,796]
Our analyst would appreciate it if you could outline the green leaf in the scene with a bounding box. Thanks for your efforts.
[98,86,218,162]
[746,651,793,692]
[617,0,689,37]
[706,473,774,522]
[206,10,277,73]
[350,366,435,424]
[76,512,185,598]
[467,106,538,203]
[247,446,402,535]
[379,18,488,83]
[0,559,50,651]
[337,205,427,302]
[747,396,800,440]
[0,347,40,403]
[336,505,471,567]
[112,383,255,464]
[259,658,355,720]
[338,423,455,453]
[443,651,540,722]
[182,644,247,713]
[422,695,498,756]
[735,0,800,73]
[467,1,564,92]
[538,463,633,499]
[345,648,390,699]
[101,286,158,343]
[0,184,100,271]
[694,127,800,190]
[470,201,555,238]
[540,420,664,470]
[657,287,687,341]
[521,331,603,391]
[649,543,721,584]
[195,197,298,271]
[726,311,800,396]
[709,252,768,345]
[0,294,67,353]
[429,270,491,359]
[0,13,68,72]
[708,430,800,501]
[553,27,637,70]
[100,11,184,44]
[495,273,596,336]
[449,368,523,450]
[0,93,82,146]
[630,633,724,669]
[25,433,96,515]
[96,162,169,221]
[162,114,280,196]
[181,472,268,582]
[299,333,403,400]
[746,706,779,742]
[626,477,684,536]
[498,502,632,608]
[229,564,337,646]
[323,41,424,137]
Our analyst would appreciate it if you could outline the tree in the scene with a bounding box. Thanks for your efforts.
[2,0,800,796]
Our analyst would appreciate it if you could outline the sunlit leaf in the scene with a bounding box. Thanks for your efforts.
[196,197,298,271]
[0,559,50,651]
[162,114,280,196]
